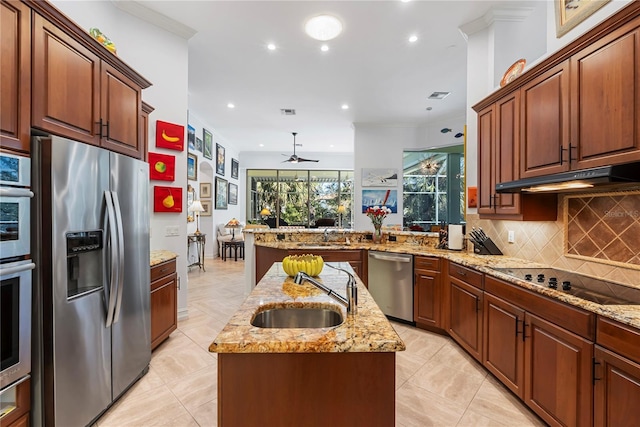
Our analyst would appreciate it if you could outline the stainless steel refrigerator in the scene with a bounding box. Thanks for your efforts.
[31,135,150,426]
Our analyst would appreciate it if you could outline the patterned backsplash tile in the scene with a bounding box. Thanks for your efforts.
[466,191,640,288]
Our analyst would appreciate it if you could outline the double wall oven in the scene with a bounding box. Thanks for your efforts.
[0,152,35,418]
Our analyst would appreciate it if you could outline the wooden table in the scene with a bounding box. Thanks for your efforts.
[222,240,244,261]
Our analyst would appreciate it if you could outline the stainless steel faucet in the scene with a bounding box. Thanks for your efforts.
[294,264,357,315]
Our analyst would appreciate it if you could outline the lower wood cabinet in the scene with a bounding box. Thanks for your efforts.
[447,263,484,362]
[524,312,593,427]
[150,258,177,350]
[2,377,30,427]
[594,317,640,426]
[484,275,594,427]
[414,256,441,329]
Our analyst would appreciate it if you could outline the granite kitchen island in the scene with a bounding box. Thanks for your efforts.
[209,262,405,427]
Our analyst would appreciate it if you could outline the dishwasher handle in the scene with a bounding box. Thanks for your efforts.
[369,252,412,263]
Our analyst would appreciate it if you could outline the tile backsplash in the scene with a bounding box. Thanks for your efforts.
[466,191,640,289]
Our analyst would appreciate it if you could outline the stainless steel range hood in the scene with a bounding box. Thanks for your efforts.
[496,163,640,193]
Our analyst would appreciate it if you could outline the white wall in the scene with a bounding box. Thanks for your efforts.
[186,112,242,258]
[52,0,191,318]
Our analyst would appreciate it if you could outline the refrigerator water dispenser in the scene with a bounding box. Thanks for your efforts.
[66,230,103,299]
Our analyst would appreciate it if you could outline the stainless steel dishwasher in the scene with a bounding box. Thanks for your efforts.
[367,251,413,323]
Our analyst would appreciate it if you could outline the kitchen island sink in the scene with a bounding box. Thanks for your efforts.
[250,305,343,328]
[210,262,405,427]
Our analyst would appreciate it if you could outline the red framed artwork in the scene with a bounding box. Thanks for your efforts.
[156,120,185,151]
[148,152,176,181]
[154,186,182,213]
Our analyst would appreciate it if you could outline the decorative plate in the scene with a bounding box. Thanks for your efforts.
[500,58,526,87]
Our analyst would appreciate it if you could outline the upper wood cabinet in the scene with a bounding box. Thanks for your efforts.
[1,0,31,154]
[474,2,640,200]
[570,25,640,169]
[520,61,570,179]
[477,97,557,220]
[28,3,151,159]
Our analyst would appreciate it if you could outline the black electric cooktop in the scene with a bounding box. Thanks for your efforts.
[492,267,640,306]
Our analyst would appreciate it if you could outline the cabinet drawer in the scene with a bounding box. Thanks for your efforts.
[151,258,176,282]
[485,275,595,340]
[449,263,483,289]
[415,256,440,271]
[597,316,640,364]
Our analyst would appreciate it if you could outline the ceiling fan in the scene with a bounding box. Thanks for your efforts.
[282,132,319,163]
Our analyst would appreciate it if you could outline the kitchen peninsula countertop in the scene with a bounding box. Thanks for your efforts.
[150,250,178,267]
[209,262,406,354]
[252,236,640,330]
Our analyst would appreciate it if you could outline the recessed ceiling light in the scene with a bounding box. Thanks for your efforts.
[259,143,264,147]
[227,103,235,109]
[267,43,276,51]
[320,44,329,52]
[341,104,349,110]
[408,35,418,43]
[305,15,343,41]
[401,0,411,3]
[330,144,334,148]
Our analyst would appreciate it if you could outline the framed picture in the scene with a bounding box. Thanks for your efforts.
[200,182,211,199]
[196,137,203,153]
[148,152,176,181]
[153,186,182,213]
[203,128,213,160]
[362,189,397,213]
[187,125,196,151]
[228,182,238,205]
[361,168,398,187]
[231,158,239,180]
[187,153,197,181]
[216,143,225,176]
[215,177,228,209]
[155,120,185,151]
[555,0,610,38]
[200,200,212,216]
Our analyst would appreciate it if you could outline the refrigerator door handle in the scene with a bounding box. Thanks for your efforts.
[111,191,125,324]
[104,191,119,328]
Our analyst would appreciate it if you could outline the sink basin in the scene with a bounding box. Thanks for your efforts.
[251,307,344,328]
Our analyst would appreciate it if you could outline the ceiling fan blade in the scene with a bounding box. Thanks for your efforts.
[297,157,319,162]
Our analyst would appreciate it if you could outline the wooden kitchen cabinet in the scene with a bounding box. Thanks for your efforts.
[447,263,484,362]
[31,11,150,159]
[594,345,640,427]
[594,316,640,426]
[519,61,570,179]
[150,258,177,350]
[524,312,593,427]
[1,0,31,154]
[414,256,442,330]
[484,275,594,427]
[1,377,30,427]
[477,96,557,221]
[570,25,640,169]
[483,292,526,398]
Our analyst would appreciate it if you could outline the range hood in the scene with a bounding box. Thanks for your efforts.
[496,163,640,193]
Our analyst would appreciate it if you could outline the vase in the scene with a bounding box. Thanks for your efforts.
[372,224,383,243]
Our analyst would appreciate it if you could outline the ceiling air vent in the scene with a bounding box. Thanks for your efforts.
[428,92,450,100]
[280,108,296,115]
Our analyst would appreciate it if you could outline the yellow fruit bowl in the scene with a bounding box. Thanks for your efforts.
[282,254,324,277]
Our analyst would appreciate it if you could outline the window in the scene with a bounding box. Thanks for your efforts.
[403,148,464,230]
[247,170,353,228]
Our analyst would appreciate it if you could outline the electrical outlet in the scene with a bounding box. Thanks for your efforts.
[508,230,515,243]
[165,226,180,236]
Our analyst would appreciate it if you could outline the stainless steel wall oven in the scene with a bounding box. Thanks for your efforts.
[0,153,32,260]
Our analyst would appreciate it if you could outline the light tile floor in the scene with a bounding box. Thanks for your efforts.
[96,257,545,427]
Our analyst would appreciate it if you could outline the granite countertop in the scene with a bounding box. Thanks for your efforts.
[254,240,640,330]
[209,262,406,354]
[150,249,178,267]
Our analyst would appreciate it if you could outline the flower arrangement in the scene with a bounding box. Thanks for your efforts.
[365,206,391,228]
